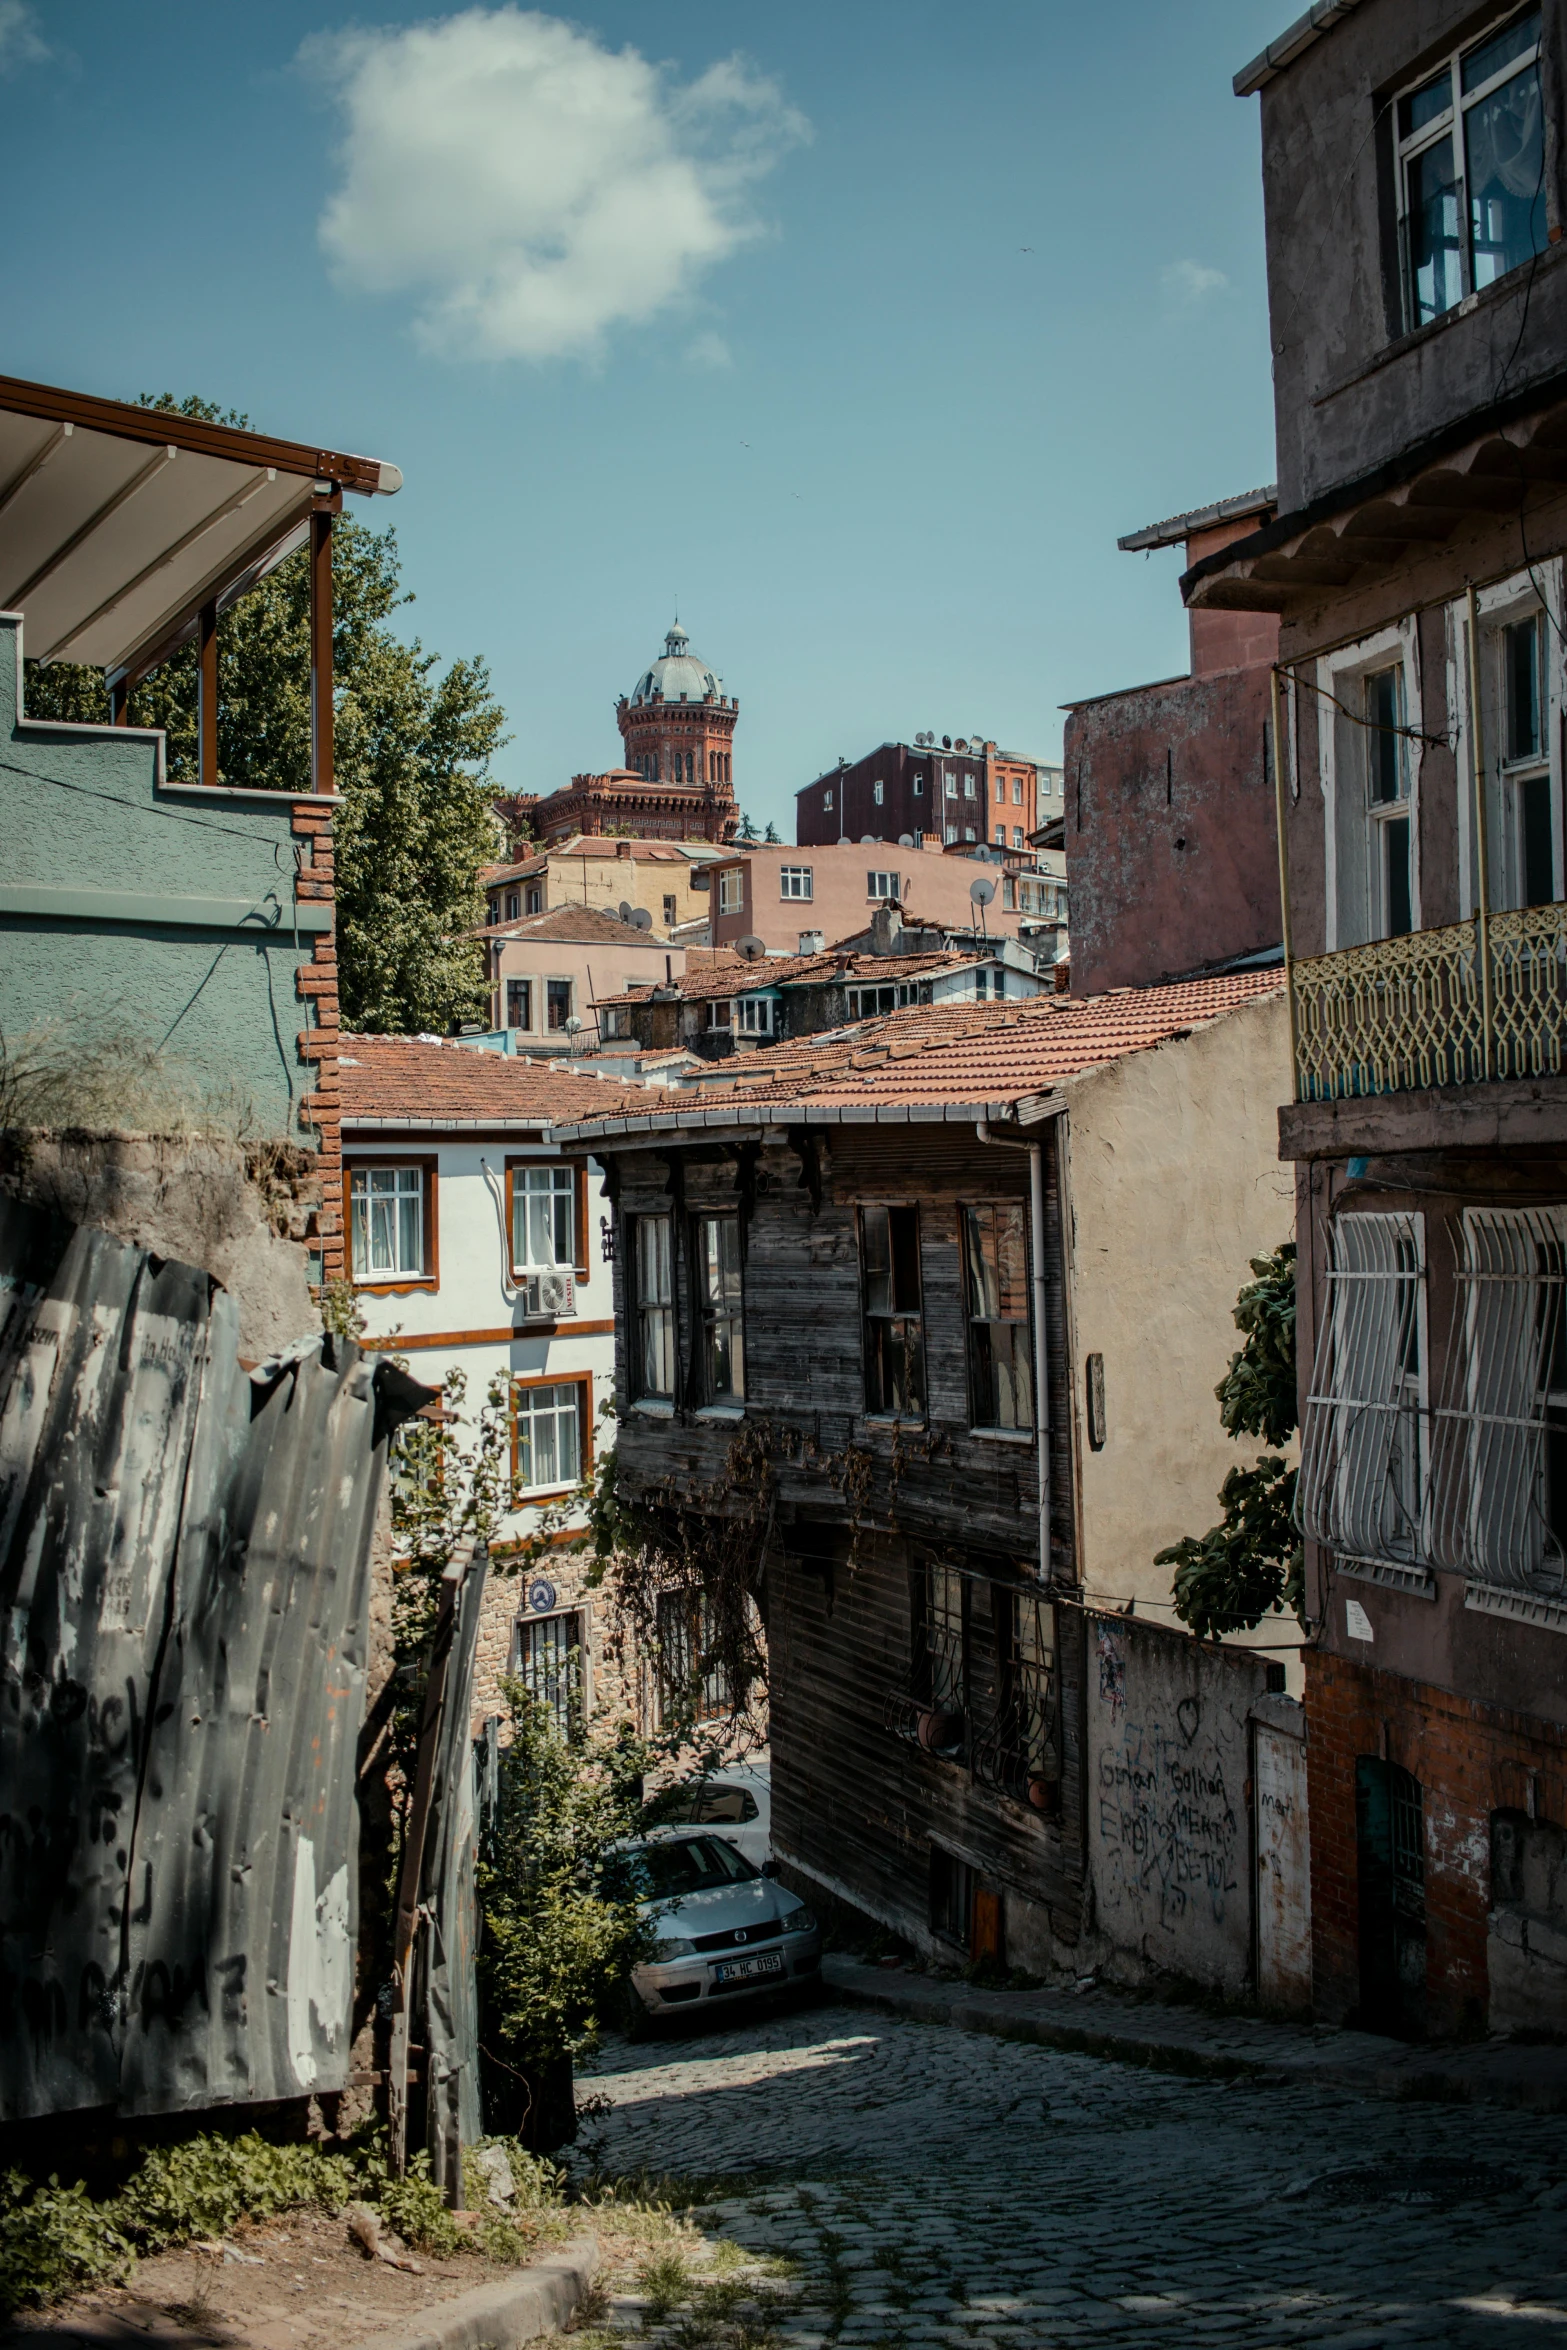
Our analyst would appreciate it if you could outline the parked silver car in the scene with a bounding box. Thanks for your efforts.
[621,1830,821,2023]
[645,1763,771,1870]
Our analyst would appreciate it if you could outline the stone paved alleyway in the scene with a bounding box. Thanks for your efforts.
[577,1995,1567,2348]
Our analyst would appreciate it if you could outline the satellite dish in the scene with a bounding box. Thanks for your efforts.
[897,833,914,849]
[735,934,767,962]
[859,833,878,845]
[630,907,654,930]
[955,737,969,753]
[564,1014,583,1036]
[942,735,952,749]
[618,899,633,921]
[970,877,996,906]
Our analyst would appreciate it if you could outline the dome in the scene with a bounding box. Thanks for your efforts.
[630,620,723,707]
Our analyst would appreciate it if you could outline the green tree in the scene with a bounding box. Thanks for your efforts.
[736,808,759,840]
[1158,1242,1304,1641]
[763,819,781,843]
[22,394,505,1034]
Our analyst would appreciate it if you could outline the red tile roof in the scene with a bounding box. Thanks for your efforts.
[555,968,1285,1133]
[467,903,671,947]
[338,1035,649,1126]
[593,945,983,1007]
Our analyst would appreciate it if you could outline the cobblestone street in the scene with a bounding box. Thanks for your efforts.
[577,1995,1567,2348]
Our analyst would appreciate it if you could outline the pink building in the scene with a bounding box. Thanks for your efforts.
[707,840,1031,954]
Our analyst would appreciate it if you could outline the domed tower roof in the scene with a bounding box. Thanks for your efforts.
[630,620,723,706]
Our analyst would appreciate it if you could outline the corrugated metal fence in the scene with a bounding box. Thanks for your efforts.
[0,1196,432,2121]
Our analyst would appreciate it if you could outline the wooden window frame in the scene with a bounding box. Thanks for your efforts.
[344,1154,439,1294]
[505,1155,590,1280]
[510,1370,593,1502]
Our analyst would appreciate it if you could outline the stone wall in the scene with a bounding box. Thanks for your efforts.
[0,1129,323,1360]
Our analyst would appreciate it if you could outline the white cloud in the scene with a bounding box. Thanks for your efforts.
[1161,258,1229,305]
[0,3,49,72]
[686,329,733,371]
[303,8,809,363]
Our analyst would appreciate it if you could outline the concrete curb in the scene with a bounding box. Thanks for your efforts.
[341,2233,599,2350]
[822,1955,1567,2113]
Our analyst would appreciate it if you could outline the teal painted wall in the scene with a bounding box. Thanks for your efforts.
[1,614,325,1141]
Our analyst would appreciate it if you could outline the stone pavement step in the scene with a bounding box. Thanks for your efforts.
[338,2235,598,2350]
[821,1953,1567,2112]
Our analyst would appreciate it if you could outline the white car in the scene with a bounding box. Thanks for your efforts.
[646,1764,771,1870]
[620,1829,821,2025]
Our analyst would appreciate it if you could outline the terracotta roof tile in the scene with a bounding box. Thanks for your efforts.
[556,969,1285,1132]
[593,945,981,1007]
[467,903,666,947]
[338,1035,649,1125]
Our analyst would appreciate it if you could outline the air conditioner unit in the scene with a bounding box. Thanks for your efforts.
[522,1270,576,1321]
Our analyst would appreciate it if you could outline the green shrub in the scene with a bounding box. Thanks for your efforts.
[0,2170,132,2317]
[117,2132,355,2253]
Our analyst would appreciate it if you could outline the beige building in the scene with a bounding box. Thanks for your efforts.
[478,904,688,1053]
[481,835,725,944]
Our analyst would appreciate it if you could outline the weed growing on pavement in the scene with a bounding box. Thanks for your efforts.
[637,2247,693,2320]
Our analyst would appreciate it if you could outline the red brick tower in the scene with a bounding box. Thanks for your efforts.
[616,622,738,840]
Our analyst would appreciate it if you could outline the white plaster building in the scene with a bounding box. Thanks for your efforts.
[339,1036,645,1730]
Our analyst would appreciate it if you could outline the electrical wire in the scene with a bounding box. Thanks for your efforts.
[1279,664,1452,752]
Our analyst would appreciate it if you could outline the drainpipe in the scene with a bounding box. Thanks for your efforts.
[975,1114,1057,1588]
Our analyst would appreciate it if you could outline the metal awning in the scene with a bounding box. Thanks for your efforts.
[0,373,400,684]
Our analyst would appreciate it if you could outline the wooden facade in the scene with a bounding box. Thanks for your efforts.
[596,1118,1088,1966]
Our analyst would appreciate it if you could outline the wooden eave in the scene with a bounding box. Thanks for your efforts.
[1184,393,1567,615]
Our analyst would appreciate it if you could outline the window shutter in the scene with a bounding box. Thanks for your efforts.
[574,1160,590,1274]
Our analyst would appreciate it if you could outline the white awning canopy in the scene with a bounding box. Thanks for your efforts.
[0,374,401,684]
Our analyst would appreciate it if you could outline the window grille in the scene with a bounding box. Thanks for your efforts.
[1300,1211,1427,1570]
[1427,1206,1567,1597]
[923,1559,965,1714]
[971,1587,1058,1803]
[512,1162,574,1271]
[350,1164,425,1280]
[656,1587,730,1722]
[512,1610,583,1734]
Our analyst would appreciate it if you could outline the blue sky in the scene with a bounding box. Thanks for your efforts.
[2,1,1285,835]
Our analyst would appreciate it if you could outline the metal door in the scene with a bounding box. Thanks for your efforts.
[1356,1756,1427,2037]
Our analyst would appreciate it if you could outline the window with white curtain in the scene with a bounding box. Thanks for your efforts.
[1301,1212,1427,1569]
[350,1164,426,1281]
[512,1163,575,1272]
[512,1380,585,1493]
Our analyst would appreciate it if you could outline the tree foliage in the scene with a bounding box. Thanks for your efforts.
[22,394,505,1035]
[1159,1242,1304,1639]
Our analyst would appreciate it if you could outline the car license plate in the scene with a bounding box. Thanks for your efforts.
[712,1950,785,1985]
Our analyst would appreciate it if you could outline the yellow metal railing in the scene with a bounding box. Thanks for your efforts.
[1292,903,1567,1101]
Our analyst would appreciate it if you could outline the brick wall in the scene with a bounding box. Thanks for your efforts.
[291,798,342,1282]
[1306,1647,1567,2034]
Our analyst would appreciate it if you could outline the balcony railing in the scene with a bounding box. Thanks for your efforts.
[1291,903,1567,1102]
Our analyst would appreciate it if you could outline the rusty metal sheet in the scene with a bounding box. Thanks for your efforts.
[0,1197,431,2121]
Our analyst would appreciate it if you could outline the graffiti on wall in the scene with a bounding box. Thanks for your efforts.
[1091,1625,1245,1956]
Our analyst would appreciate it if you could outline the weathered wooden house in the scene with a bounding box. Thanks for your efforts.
[596,931,1043,1063]
[560,972,1300,1987]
